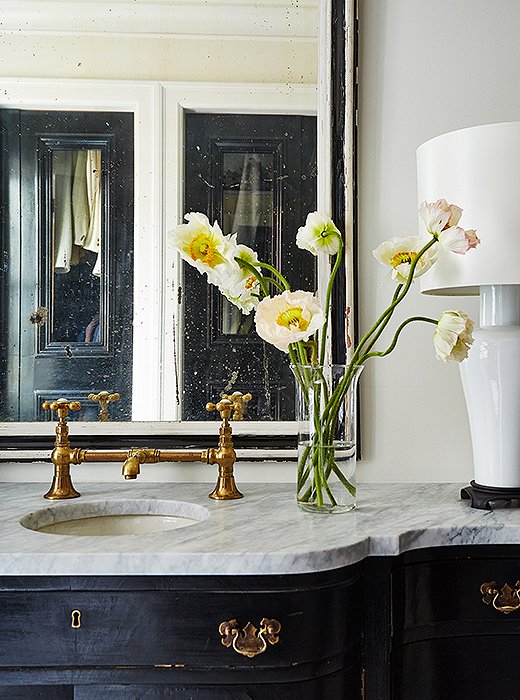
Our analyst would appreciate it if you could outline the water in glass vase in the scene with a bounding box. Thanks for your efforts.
[292,363,362,514]
[297,440,357,513]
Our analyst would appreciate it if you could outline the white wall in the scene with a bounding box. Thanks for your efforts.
[357,0,520,482]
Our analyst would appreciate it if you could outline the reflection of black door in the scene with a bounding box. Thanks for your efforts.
[183,113,316,420]
[0,110,133,421]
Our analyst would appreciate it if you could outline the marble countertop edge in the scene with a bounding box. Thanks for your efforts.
[1,482,520,576]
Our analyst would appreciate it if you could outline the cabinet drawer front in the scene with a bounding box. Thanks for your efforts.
[71,671,356,699]
[0,581,361,669]
[0,593,76,665]
[74,585,360,667]
[393,557,520,643]
[0,688,71,700]
[392,635,520,700]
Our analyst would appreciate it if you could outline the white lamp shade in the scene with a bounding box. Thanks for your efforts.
[417,122,520,296]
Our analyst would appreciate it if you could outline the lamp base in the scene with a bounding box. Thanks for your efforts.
[460,480,520,510]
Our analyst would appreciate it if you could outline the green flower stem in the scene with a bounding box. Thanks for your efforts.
[312,384,324,507]
[297,450,312,490]
[297,235,440,509]
[319,233,344,366]
[322,466,338,505]
[262,276,285,292]
[302,341,319,366]
[308,317,439,493]
[254,261,291,291]
[316,318,440,489]
[348,236,438,369]
[361,316,438,361]
[234,258,269,297]
[298,366,358,504]
[300,446,351,504]
[320,315,439,466]
[296,340,310,367]
[320,362,358,431]
[294,365,337,505]
[289,344,315,415]
[330,461,356,496]
[288,345,301,373]
[360,284,402,357]
[318,236,439,442]
[289,346,309,402]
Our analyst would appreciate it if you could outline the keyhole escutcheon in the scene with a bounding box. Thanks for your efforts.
[71,609,81,629]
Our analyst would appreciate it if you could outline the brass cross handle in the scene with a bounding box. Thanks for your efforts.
[221,391,252,420]
[88,391,120,421]
[206,397,234,423]
[481,580,520,614]
[42,398,82,423]
[219,618,281,658]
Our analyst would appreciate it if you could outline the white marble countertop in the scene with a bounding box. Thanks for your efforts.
[1,481,520,576]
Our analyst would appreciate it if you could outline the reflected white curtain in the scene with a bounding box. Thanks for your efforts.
[222,154,263,335]
[53,150,102,276]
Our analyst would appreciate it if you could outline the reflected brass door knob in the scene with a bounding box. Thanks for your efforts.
[88,391,120,421]
[221,391,252,421]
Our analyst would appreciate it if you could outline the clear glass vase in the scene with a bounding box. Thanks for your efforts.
[291,363,363,514]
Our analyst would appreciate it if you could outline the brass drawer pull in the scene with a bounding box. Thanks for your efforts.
[219,618,281,658]
[481,580,520,614]
[71,610,82,628]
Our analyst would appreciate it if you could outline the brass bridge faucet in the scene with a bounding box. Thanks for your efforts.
[41,394,250,501]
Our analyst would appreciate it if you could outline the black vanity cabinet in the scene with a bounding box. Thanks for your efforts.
[4,545,520,699]
[0,566,362,699]
[391,545,520,700]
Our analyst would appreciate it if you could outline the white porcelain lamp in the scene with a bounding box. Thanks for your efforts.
[417,122,520,504]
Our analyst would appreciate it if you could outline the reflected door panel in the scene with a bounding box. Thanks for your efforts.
[51,149,102,345]
[0,110,133,421]
[183,113,317,420]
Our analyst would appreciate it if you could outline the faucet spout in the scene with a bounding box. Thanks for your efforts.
[122,449,148,479]
[122,457,140,479]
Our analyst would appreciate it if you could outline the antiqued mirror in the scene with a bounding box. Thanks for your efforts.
[0,0,356,453]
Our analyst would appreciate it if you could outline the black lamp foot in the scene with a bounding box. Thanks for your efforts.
[461,480,520,510]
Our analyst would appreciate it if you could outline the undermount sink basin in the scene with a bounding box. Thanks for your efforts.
[20,499,209,536]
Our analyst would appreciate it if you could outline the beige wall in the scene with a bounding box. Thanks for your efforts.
[357,0,520,483]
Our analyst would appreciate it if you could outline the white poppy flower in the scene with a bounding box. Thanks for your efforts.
[372,236,437,284]
[254,290,325,352]
[433,311,474,363]
[220,275,261,315]
[296,212,341,256]
[170,212,234,283]
[438,226,481,255]
[218,242,261,314]
[419,199,462,235]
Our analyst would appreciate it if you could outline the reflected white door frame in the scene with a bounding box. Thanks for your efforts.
[0,77,161,419]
